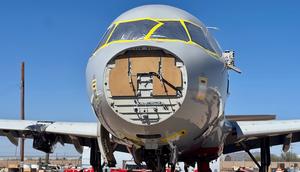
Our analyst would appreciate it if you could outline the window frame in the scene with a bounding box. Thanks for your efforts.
[107,19,160,43]
[184,21,216,53]
[94,24,116,51]
[149,21,190,42]
[95,18,220,58]
[100,19,192,47]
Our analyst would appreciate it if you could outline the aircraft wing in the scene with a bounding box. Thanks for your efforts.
[224,119,300,154]
[0,119,97,153]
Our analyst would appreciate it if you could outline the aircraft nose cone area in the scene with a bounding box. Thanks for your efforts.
[103,47,188,125]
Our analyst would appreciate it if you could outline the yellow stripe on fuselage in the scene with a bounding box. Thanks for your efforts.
[161,129,187,143]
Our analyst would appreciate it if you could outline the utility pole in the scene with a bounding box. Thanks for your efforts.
[20,62,25,172]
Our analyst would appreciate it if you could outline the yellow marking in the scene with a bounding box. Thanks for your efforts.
[102,39,220,59]
[149,38,188,44]
[189,41,220,59]
[180,19,192,42]
[144,22,164,40]
[161,129,187,143]
[103,23,118,46]
[106,39,189,47]
[183,21,220,58]
[118,131,143,145]
[96,18,221,59]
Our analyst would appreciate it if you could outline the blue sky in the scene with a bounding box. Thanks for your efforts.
[0,0,300,158]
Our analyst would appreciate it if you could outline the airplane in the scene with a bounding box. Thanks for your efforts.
[1,4,300,172]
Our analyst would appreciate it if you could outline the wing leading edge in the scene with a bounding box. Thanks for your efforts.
[0,119,97,153]
[224,119,300,154]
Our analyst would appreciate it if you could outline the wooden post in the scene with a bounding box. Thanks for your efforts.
[20,62,25,172]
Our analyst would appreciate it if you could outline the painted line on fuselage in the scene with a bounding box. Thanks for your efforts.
[100,39,221,60]
[144,22,164,40]
[180,19,192,41]
[161,129,187,143]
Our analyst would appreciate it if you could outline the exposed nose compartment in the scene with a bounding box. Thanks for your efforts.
[103,47,187,125]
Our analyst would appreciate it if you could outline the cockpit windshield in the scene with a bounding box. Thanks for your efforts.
[96,19,219,57]
[108,20,158,42]
[184,22,215,52]
[97,24,115,48]
[150,21,189,41]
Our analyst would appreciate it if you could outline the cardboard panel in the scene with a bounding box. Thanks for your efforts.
[109,57,135,96]
[109,55,182,97]
[152,57,182,96]
[153,77,177,96]
[131,57,160,74]
[162,57,182,88]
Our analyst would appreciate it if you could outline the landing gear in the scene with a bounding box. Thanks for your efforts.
[197,161,211,172]
[183,161,196,172]
[144,150,167,172]
[90,140,102,172]
[98,125,116,167]
[90,124,118,172]
[169,163,176,172]
[260,138,271,172]
[240,137,271,172]
[143,146,176,172]
[184,163,188,172]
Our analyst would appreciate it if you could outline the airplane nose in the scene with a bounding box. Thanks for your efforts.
[102,47,187,125]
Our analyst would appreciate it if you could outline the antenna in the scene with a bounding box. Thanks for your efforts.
[206,26,220,31]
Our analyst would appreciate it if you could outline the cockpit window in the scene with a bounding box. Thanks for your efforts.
[97,24,115,48]
[95,19,219,57]
[185,22,215,52]
[108,20,158,42]
[150,21,189,41]
[206,31,222,55]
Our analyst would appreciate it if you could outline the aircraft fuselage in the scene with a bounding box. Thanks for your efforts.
[86,5,229,162]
